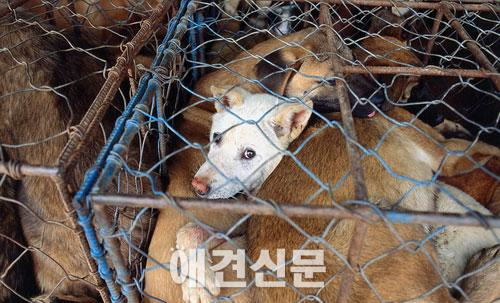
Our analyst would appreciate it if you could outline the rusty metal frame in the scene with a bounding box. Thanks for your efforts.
[282,0,499,12]
[89,194,500,228]
[440,4,500,90]
[318,3,371,302]
[342,66,497,78]
[423,9,444,66]
[0,1,172,302]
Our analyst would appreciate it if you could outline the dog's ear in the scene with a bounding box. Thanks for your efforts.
[210,86,251,112]
[270,100,313,144]
[369,8,406,40]
[255,49,302,95]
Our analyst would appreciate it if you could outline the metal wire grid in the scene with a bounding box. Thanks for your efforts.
[0,0,499,302]
[83,0,500,302]
[0,0,172,302]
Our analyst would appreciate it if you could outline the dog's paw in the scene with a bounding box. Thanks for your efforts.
[176,223,221,303]
[180,255,220,303]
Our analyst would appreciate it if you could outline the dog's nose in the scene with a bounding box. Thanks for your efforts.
[192,177,210,197]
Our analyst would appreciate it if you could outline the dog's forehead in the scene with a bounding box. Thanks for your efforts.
[212,94,281,132]
[212,116,267,140]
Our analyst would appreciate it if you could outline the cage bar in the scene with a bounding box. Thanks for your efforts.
[89,194,500,228]
[0,161,58,179]
[441,5,500,90]
[281,0,500,12]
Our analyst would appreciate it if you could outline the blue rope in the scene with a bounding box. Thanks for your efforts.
[73,0,193,301]
[75,0,191,206]
[79,206,123,302]
[195,11,206,76]
[189,14,200,82]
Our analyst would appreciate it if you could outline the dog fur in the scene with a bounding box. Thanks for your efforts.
[193,27,427,119]
[193,88,499,282]
[459,244,500,303]
[437,139,500,215]
[0,13,156,302]
[191,28,361,114]
[144,105,461,303]
[0,176,38,302]
[21,0,160,41]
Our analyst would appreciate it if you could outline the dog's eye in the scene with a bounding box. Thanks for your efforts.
[242,148,256,160]
[212,132,222,144]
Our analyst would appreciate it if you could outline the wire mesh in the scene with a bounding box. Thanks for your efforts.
[0,0,172,302]
[1,0,499,302]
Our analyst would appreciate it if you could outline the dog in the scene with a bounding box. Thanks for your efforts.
[19,0,160,41]
[143,104,458,303]
[193,27,417,118]
[185,87,499,301]
[0,12,156,302]
[459,244,500,302]
[0,174,38,302]
[437,138,500,215]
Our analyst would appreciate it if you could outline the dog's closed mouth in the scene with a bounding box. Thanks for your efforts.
[232,191,249,201]
[232,187,260,200]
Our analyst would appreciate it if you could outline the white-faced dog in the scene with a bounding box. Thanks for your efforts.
[183,87,499,303]
[192,86,312,199]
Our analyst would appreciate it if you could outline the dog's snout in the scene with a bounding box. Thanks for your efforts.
[191,177,211,197]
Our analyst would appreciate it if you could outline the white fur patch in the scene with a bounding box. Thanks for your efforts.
[194,93,310,199]
[413,146,434,167]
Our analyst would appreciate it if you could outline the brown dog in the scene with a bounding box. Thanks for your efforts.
[437,138,500,215]
[20,0,160,41]
[145,104,468,302]
[144,27,499,303]
[0,13,156,302]
[459,244,500,303]
[192,27,397,116]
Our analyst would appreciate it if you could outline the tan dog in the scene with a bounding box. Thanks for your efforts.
[192,28,382,115]
[21,0,160,41]
[438,139,500,215]
[459,244,500,303]
[0,13,156,302]
[144,105,459,303]
[192,27,330,111]
[191,87,498,282]
[193,26,434,121]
